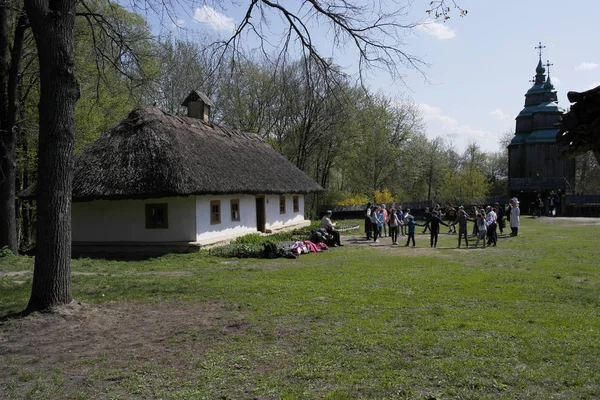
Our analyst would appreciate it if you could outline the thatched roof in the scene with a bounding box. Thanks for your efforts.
[21,107,323,202]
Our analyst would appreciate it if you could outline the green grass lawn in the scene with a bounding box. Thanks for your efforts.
[1,217,599,399]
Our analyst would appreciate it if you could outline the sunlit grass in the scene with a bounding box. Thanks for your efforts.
[1,217,599,399]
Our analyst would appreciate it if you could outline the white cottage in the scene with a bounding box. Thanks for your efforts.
[44,92,322,254]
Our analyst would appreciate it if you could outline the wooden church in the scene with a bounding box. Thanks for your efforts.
[508,43,576,212]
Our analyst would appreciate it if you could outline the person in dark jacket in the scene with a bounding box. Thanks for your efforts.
[445,206,457,233]
[495,202,505,234]
[364,202,372,240]
[428,211,449,248]
[422,207,432,234]
[453,209,470,248]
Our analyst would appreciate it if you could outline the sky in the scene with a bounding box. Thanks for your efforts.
[145,0,600,153]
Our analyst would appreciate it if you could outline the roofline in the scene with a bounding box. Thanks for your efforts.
[20,188,325,202]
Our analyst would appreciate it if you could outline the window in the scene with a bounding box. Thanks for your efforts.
[293,195,299,213]
[145,203,168,229]
[230,199,240,221]
[210,200,221,225]
[279,196,286,214]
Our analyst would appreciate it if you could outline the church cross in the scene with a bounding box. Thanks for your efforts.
[529,76,536,83]
[535,42,546,58]
[544,60,554,75]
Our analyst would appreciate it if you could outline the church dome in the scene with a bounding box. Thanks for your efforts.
[536,59,546,74]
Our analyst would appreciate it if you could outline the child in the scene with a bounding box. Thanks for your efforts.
[376,208,384,240]
[472,209,487,248]
[404,216,423,247]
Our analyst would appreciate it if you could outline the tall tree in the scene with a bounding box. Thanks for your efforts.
[152,34,222,115]
[217,56,280,137]
[574,152,600,194]
[24,0,78,312]
[422,136,447,200]
[0,3,28,253]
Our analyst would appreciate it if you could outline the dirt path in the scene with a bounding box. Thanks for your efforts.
[0,301,247,398]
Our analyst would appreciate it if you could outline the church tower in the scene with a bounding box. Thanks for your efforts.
[507,42,575,209]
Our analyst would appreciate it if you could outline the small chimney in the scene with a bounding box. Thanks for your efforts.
[181,90,214,122]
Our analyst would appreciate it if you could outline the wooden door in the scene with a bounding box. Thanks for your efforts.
[255,196,265,232]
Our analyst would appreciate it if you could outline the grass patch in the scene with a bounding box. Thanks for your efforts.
[1,217,599,399]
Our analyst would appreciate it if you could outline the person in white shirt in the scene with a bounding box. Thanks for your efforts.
[485,206,497,246]
[321,210,343,247]
[509,198,521,236]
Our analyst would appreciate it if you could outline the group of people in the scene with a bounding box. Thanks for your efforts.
[365,203,419,246]
[363,199,521,249]
[322,198,522,250]
[533,191,561,217]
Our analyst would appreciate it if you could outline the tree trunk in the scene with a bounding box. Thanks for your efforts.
[20,132,33,248]
[0,1,18,253]
[25,0,78,313]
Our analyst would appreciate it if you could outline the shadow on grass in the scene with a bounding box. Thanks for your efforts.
[0,309,27,322]
[72,252,164,262]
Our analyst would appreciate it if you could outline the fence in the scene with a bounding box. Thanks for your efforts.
[321,197,511,219]
[322,195,600,218]
[563,195,600,217]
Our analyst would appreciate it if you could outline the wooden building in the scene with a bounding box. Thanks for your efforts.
[508,46,575,212]
[22,91,324,254]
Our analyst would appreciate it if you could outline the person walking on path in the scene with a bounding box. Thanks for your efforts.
[509,198,521,236]
[428,211,449,248]
[404,216,423,247]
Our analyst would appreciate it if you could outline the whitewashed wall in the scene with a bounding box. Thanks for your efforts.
[72,193,310,246]
[264,194,306,231]
[72,196,196,242]
[195,194,257,243]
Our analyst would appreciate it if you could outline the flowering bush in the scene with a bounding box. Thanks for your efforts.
[373,188,394,204]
